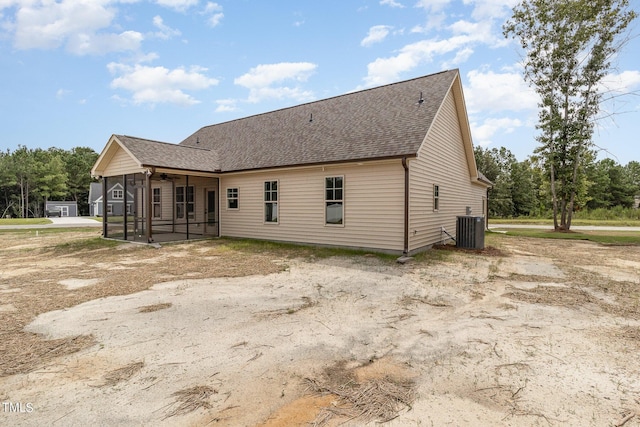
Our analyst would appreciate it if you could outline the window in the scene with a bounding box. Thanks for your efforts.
[433,184,440,211]
[325,176,343,225]
[112,189,123,199]
[107,204,113,215]
[176,186,195,220]
[153,188,161,218]
[264,181,278,223]
[227,188,239,209]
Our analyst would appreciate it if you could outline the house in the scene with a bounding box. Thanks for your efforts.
[88,181,134,217]
[91,69,491,254]
[45,201,78,217]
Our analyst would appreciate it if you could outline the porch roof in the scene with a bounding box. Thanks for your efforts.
[92,134,221,177]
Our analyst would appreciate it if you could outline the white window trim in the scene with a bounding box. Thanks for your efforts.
[264,180,279,224]
[433,184,440,212]
[175,185,195,220]
[324,175,344,227]
[112,189,123,199]
[152,187,162,219]
[227,187,239,210]
[107,204,113,215]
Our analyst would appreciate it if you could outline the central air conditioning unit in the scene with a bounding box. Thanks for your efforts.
[456,215,485,249]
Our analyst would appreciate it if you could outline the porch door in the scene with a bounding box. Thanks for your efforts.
[205,190,218,236]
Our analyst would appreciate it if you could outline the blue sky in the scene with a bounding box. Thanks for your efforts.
[1,0,639,164]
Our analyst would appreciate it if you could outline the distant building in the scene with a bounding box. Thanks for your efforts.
[45,201,78,217]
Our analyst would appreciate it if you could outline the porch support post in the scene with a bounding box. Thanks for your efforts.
[123,174,128,241]
[186,175,190,240]
[145,171,152,243]
[102,176,108,238]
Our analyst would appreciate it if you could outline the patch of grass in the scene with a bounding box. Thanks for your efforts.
[217,237,398,261]
[0,218,51,225]
[489,217,640,227]
[500,229,640,245]
[53,237,123,252]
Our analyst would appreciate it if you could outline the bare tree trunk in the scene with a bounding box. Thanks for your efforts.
[550,161,559,230]
[20,176,25,218]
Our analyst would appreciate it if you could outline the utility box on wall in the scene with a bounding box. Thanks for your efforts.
[456,215,485,249]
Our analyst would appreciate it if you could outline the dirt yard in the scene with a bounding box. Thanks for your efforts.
[0,229,639,426]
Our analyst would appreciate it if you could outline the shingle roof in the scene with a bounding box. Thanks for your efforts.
[116,135,221,173]
[178,69,459,172]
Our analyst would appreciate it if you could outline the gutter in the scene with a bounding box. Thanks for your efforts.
[402,157,409,256]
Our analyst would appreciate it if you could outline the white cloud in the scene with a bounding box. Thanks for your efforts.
[414,0,452,13]
[599,70,640,95]
[67,30,143,55]
[208,12,223,27]
[202,2,223,27]
[362,36,475,87]
[380,0,404,8]
[465,69,538,113]
[215,99,238,113]
[9,0,142,55]
[234,62,317,103]
[108,62,219,106]
[203,2,222,13]
[56,88,70,99]
[361,25,392,47]
[155,0,198,12]
[152,15,181,40]
[465,0,519,20]
[471,117,523,146]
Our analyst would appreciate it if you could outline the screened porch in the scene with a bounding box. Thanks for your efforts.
[101,172,219,243]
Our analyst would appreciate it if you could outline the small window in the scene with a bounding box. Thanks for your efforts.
[153,188,161,218]
[264,181,278,223]
[112,189,123,199]
[107,204,113,215]
[325,177,343,225]
[433,184,440,211]
[227,188,239,209]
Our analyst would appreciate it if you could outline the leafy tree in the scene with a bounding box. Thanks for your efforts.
[32,149,68,216]
[474,146,539,217]
[0,151,18,218]
[625,160,640,196]
[504,0,637,230]
[11,146,38,218]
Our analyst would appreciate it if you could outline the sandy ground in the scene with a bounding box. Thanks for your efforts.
[1,230,639,426]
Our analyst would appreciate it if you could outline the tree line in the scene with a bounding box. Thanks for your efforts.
[475,146,640,218]
[0,146,99,218]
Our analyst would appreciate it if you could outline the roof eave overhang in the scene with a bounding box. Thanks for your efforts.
[217,154,418,175]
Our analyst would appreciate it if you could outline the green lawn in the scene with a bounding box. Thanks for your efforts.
[488,218,640,227]
[493,229,640,245]
[0,218,51,225]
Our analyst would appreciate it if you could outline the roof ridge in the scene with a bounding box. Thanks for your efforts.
[118,135,213,152]
[193,69,458,133]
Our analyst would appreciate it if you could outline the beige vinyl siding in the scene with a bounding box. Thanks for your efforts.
[408,89,486,252]
[220,160,405,252]
[102,145,142,176]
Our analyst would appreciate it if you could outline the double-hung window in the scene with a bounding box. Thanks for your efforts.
[325,176,344,225]
[153,188,161,218]
[112,189,123,199]
[227,188,239,209]
[433,184,440,211]
[264,181,278,223]
[176,186,195,220]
